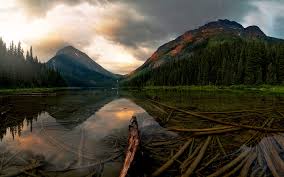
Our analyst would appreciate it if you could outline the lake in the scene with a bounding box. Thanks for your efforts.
[0,89,284,177]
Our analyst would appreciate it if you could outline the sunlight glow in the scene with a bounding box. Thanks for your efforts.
[0,1,145,74]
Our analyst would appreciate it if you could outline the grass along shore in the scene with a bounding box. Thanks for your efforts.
[142,85,284,94]
[0,87,119,95]
[2,85,284,95]
[0,87,67,95]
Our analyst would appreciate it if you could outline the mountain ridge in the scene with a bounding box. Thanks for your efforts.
[123,19,284,86]
[132,19,271,75]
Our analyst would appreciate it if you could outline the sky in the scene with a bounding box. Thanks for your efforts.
[0,0,284,74]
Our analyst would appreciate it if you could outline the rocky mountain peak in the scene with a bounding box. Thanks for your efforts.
[202,19,244,30]
[244,25,266,37]
[56,45,83,57]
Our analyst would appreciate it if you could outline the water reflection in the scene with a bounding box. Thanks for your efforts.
[1,90,284,176]
[0,93,171,176]
[0,90,117,139]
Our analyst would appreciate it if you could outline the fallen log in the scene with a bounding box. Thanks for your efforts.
[180,142,204,172]
[196,153,220,173]
[216,136,226,156]
[198,108,273,114]
[240,152,257,177]
[181,136,212,177]
[167,126,234,132]
[223,156,247,177]
[119,116,140,177]
[149,99,284,132]
[207,149,250,177]
[164,110,174,124]
[1,162,43,177]
[193,127,242,136]
[151,138,193,177]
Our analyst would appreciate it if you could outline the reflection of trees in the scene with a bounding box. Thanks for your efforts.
[0,90,117,139]
[47,91,117,129]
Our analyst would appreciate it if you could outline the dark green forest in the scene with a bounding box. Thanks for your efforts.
[123,37,284,87]
[0,38,66,88]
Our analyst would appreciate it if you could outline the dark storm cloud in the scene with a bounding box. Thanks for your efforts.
[108,0,254,35]
[93,0,257,60]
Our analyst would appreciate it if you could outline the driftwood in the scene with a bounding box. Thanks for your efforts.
[181,136,212,177]
[198,108,273,114]
[149,99,284,132]
[151,138,193,177]
[193,127,241,136]
[1,162,42,177]
[263,136,284,177]
[223,157,247,177]
[196,153,220,173]
[180,142,204,172]
[119,116,140,177]
[207,149,250,177]
[216,136,226,156]
[164,110,174,124]
[167,126,234,132]
[240,152,257,177]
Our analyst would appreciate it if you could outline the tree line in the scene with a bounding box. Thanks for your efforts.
[123,37,284,87]
[0,38,66,88]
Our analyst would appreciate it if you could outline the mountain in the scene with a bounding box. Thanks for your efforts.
[47,46,118,87]
[122,19,284,86]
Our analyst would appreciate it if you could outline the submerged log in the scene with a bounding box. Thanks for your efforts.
[207,149,250,177]
[151,138,193,177]
[119,116,140,177]
[149,99,284,132]
[167,126,234,132]
[181,136,212,177]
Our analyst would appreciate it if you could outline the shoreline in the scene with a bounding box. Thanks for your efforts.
[2,85,284,95]
[123,85,284,94]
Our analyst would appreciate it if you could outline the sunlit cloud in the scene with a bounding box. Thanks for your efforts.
[0,1,148,74]
[0,0,283,74]
[84,36,143,74]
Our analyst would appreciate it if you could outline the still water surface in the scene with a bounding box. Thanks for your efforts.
[0,90,174,176]
[1,90,284,176]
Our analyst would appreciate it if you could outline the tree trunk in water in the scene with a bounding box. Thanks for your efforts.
[119,116,141,177]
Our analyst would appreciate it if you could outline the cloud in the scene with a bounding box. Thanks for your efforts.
[16,0,110,16]
[113,0,251,35]
[30,34,70,59]
[1,0,283,74]
[18,2,144,73]
[242,0,284,38]
[84,36,143,74]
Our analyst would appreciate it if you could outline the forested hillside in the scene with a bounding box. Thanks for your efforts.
[122,20,284,87]
[0,38,66,88]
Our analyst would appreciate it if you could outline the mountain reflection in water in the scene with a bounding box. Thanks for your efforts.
[1,90,284,176]
[0,91,173,177]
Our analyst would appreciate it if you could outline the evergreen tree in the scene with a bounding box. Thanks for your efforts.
[0,38,66,88]
[122,38,284,87]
